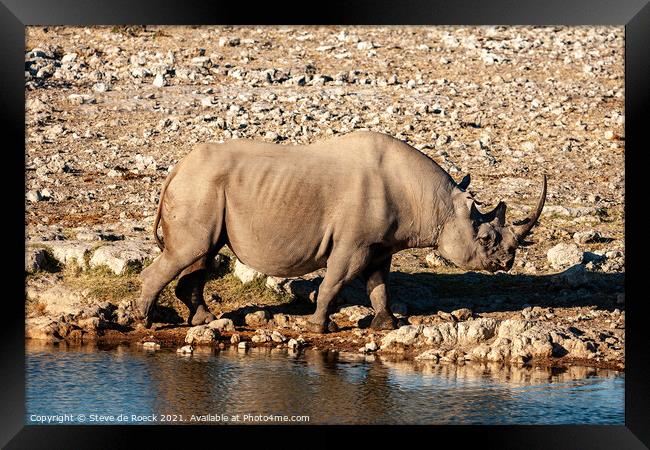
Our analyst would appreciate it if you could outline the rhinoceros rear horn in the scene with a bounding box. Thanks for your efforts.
[512,175,547,241]
[457,174,471,191]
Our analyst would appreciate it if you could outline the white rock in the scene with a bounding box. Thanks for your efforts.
[25,246,49,272]
[89,242,155,275]
[271,330,287,343]
[336,305,374,324]
[61,53,78,63]
[26,283,86,317]
[547,243,584,269]
[208,318,235,332]
[40,241,94,269]
[573,230,601,244]
[185,325,219,344]
[177,345,193,354]
[245,310,271,327]
[426,252,452,268]
[67,94,95,105]
[451,308,473,321]
[381,325,423,347]
[233,259,265,284]
[26,190,42,202]
[201,97,215,107]
[153,74,165,87]
[364,341,379,352]
[265,276,287,292]
[143,341,160,350]
[92,82,109,93]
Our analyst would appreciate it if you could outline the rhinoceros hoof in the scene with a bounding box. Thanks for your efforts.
[370,312,397,330]
[304,320,339,334]
[131,300,153,328]
[142,317,153,329]
[304,321,327,334]
[190,307,216,326]
[327,321,339,333]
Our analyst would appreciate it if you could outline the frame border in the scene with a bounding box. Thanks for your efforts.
[2,1,648,448]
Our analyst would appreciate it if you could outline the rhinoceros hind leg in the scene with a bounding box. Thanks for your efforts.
[135,242,215,327]
[364,257,398,330]
[307,247,371,333]
[175,256,217,325]
[304,321,327,334]
[370,311,397,330]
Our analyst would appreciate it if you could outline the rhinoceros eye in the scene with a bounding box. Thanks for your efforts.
[477,234,492,246]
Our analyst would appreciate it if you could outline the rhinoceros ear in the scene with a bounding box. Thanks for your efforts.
[457,174,471,191]
[484,201,507,227]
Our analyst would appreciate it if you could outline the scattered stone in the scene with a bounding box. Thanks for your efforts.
[425,252,452,268]
[237,341,249,349]
[332,305,374,325]
[89,242,156,275]
[25,317,62,343]
[381,325,423,347]
[25,246,50,273]
[365,341,379,352]
[67,94,96,105]
[244,310,271,327]
[185,325,219,344]
[77,317,100,331]
[573,230,602,244]
[230,334,241,344]
[177,345,193,354]
[233,259,265,284]
[251,329,272,343]
[283,278,318,303]
[61,53,78,63]
[451,308,473,321]
[39,241,94,269]
[272,313,292,328]
[92,82,110,93]
[26,190,43,202]
[265,276,288,292]
[152,74,165,87]
[547,243,584,270]
[208,318,235,332]
[143,341,161,350]
[271,330,287,343]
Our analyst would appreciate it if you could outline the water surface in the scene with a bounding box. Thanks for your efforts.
[26,341,624,425]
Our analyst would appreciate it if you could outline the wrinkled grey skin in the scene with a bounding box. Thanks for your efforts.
[133,131,547,333]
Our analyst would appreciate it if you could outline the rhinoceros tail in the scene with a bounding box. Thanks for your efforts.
[153,168,175,251]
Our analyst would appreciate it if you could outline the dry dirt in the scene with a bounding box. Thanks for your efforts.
[25,25,625,369]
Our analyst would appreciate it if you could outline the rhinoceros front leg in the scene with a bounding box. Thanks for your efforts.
[363,257,397,330]
[306,247,371,334]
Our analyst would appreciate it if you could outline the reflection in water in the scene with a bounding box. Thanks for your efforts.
[26,341,623,425]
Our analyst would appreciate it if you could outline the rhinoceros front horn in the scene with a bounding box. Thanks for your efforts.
[512,175,547,242]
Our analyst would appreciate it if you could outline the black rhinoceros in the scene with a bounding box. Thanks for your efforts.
[134,131,546,333]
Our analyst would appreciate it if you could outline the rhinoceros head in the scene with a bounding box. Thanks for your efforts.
[436,175,547,272]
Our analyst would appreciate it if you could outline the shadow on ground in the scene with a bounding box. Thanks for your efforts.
[216,264,625,323]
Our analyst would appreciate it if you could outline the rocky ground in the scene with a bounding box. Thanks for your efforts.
[25,26,625,370]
